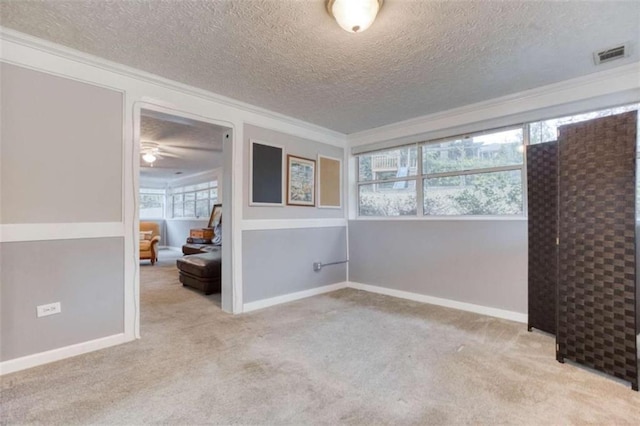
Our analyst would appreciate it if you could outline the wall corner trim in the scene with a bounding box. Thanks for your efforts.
[347,282,528,323]
[0,333,130,376]
[242,282,349,313]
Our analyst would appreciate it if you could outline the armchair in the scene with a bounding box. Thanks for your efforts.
[140,222,161,265]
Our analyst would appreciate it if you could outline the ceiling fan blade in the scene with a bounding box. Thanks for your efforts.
[162,145,223,153]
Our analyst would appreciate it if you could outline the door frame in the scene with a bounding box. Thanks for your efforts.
[130,101,240,338]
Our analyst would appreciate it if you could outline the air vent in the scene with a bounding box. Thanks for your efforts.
[594,44,628,65]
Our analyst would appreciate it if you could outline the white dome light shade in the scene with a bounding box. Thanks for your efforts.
[329,0,382,33]
[142,152,157,163]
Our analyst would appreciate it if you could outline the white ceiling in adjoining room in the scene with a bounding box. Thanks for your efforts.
[139,109,226,185]
[1,1,638,134]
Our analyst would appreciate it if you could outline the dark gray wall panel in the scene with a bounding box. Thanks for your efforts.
[526,141,558,334]
[1,238,125,361]
[0,63,123,224]
[242,227,347,303]
[557,112,638,390]
[349,220,528,313]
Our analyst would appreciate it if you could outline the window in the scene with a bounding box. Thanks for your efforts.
[170,181,218,219]
[357,146,418,216]
[357,104,640,218]
[529,103,640,144]
[140,188,165,219]
[422,128,524,215]
[357,128,524,217]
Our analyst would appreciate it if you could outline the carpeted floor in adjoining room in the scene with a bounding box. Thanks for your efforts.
[2,248,639,424]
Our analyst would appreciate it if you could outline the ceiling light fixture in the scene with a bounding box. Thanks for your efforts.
[327,0,383,33]
[142,152,157,164]
[141,141,160,166]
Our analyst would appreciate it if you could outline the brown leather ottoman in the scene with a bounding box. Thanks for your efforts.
[176,250,222,295]
[182,243,220,255]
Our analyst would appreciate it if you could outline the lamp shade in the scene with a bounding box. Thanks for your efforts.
[328,0,382,33]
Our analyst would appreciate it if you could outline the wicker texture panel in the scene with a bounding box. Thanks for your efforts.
[527,141,558,334]
[557,112,638,390]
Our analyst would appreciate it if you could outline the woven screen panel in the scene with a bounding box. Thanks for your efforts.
[527,141,558,335]
[557,111,638,390]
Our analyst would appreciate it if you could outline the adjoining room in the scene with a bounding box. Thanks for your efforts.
[138,108,230,310]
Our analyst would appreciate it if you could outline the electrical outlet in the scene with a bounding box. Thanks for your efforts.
[313,262,322,272]
[37,302,61,318]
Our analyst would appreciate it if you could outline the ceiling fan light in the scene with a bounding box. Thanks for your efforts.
[328,0,382,33]
[142,152,157,163]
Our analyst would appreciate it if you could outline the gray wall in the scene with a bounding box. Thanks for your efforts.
[243,124,344,220]
[1,238,125,361]
[348,220,528,314]
[0,63,123,224]
[1,64,125,362]
[166,219,209,247]
[242,227,347,303]
[241,125,348,303]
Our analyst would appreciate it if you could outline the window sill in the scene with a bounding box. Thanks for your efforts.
[354,215,527,222]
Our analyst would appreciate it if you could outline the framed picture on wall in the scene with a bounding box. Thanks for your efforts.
[249,140,285,206]
[287,155,316,206]
[317,155,342,209]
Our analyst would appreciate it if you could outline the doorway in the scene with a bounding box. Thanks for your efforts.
[133,104,235,336]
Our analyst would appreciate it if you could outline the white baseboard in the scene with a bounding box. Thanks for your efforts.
[0,333,130,375]
[243,282,348,313]
[347,282,528,324]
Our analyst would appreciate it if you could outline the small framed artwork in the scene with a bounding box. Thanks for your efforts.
[287,155,316,206]
[317,155,342,209]
[249,140,285,206]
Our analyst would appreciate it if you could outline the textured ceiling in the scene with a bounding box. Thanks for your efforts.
[140,109,224,183]
[2,1,639,134]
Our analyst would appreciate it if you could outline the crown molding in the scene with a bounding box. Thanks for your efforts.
[348,62,640,147]
[0,27,347,147]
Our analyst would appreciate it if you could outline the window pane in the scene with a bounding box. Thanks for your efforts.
[358,181,417,216]
[423,128,523,175]
[196,189,208,200]
[184,200,195,217]
[195,182,209,190]
[529,104,639,144]
[210,188,218,201]
[195,200,210,219]
[424,170,523,215]
[184,192,195,202]
[140,193,164,218]
[141,188,165,195]
[183,185,196,192]
[358,146,418,182]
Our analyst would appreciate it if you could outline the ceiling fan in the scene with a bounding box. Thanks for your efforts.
[140,141,178,167]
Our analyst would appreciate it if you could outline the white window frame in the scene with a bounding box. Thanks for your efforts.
[170,181,218,219]
[356,125,527,219]
[356,144,420,217]
[139,188,166,220]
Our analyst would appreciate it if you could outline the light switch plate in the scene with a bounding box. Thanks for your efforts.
[37,302,61,318]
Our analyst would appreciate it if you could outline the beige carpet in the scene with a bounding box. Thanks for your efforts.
[2,249,639,424]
